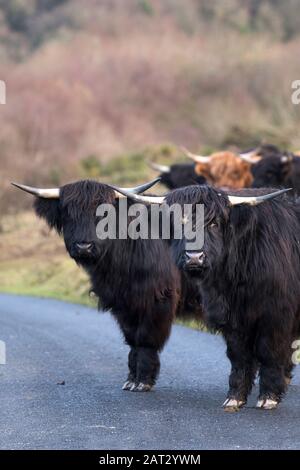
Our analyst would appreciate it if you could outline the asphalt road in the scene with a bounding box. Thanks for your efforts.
[0,293,299,450]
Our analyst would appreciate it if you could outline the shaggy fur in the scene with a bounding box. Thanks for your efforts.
[194,151,253,189]
[256,144,284,158]
[166,184,300,406]
[252,155,300,194]
[34,180,203,391]
[255,144,294,159]
[158,163,206,189]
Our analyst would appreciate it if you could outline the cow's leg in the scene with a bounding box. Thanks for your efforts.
[132,347,161,392]
[223,330,256,411]
[284,359,295,386]
[122,345,164,391]
[123,346,160,392]
[285,331,300,385]
[122,347,138,390]
[117,303,173,391]
[131,305,174,392]
[256,329,291,410]
[114,315,140,390]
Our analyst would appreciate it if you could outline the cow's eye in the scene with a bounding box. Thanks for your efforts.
[209,222,217,228]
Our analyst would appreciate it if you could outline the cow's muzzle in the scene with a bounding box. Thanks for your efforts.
[74,242,94,257]
[184,251,206,270]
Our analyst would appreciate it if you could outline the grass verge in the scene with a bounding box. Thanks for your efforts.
[0,211,204,330]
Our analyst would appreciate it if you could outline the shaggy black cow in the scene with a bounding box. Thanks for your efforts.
[251,154,300,193]
[148,161,206,189]
[238,145,300,193]
[240,144,287,161]
[13,179,203,392]
[256,144,299,161]
[117,184,300,411]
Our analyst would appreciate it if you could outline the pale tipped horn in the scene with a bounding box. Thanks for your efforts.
[281,154,293,163]
[11,182,60,199]
[147,161,170,173]
[12,178,160,200]
[106,184,165,204]
[180,146,210,163]
[227,188,292,206]
[238,148,261,163]
[120,177,161,194]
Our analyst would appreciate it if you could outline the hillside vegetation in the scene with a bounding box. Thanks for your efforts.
[1,0,300,212]
[0,0,300,317]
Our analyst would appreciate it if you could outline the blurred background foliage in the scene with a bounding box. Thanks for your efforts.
[1,0,300,212]
[0,0,300,306]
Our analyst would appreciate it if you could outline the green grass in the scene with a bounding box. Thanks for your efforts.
[0,211,205,330]
[79,144,191,186]
[0,212,96,307]
[0,255,205,329]
[0,256,96,307]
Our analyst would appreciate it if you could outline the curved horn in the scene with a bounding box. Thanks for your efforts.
[147,161,170,173]
[227,188,292,206]
[12,178,160,200]
[180,146,210,163]
[11,182,60,199]
[281,154,293,163]
[238,148,261,164]
[106,184,165,204]
[120,177,161,194]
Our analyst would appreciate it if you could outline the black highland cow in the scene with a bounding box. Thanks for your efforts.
[13,179,202,392]
[251,154,300,194]
[238,144,300,193]
[118,184,300,411]
[148,161,206,189]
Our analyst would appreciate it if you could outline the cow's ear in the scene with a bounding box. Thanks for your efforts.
[34,198,62,234]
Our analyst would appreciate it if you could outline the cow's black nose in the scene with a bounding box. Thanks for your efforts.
[185,251,205,267]
[75,242,93,254]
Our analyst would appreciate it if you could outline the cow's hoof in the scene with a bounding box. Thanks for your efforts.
[133,383,153,392]
[130,383,137,391]
[256,398,278,410]
[223,398,245,412]
[123,381,153,392]
[122,381,135,391]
